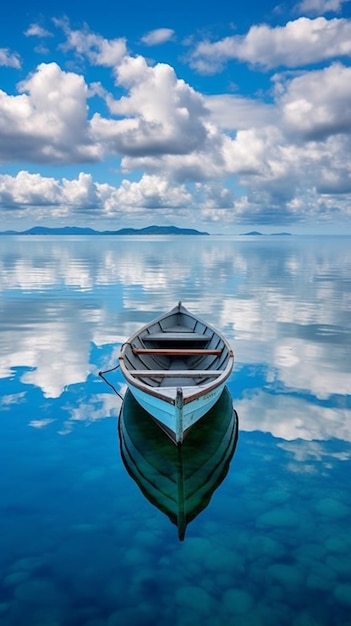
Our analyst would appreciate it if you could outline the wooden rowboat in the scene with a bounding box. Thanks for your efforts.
[118,302,234,444]
[118,386,239,540]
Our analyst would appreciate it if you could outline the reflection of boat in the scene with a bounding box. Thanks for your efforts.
[118,302,234,444]
[118,385,239,540]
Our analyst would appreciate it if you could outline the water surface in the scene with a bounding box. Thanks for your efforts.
[1,235,351,626]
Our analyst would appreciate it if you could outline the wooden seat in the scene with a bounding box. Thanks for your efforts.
[132,347,222,356]
[131,369,222,378]
[142,332,207,342]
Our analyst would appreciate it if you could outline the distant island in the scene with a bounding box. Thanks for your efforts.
[0,225,209,236]
[241,231,292,236]
[0,225,294,236]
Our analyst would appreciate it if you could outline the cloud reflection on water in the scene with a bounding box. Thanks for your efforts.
[0,235,350,441]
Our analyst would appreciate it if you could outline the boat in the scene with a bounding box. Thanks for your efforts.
[117,302,234,444]
[118,386,239,540]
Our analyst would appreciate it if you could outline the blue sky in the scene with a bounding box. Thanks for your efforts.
[1,0,351,233]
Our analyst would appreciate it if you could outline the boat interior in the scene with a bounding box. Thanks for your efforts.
[121,309,231,387]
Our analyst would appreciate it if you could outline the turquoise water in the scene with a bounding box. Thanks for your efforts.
[1,235,351,626]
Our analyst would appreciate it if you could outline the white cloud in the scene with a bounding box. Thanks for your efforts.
[0,170,195,221]
[237,392,351,442]
[204,94,275,130]
[120,138,226,184]
[0,170,115,221]
[0,313,94,398]
[1,235,350,404]
[295,0,350,14]
[1,18,351,229]
[0,62,101,163]
[24,23,53,38]
[93,55,210,157]
[274,338,351,399]
[51,21,211,159]
[278,62,351,139]
[189,17,351,72]
[0,51,210,167]
[0,171,61,207]
[63,393,121,429]
[0,48,21,68]
[104,174,192,212]
[1,50,351,227]
[0,392,26,408]
[61,172,102,209]
[141,28,175,46]
[55,18,127,67]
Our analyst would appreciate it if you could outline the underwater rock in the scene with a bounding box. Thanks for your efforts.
[204,546,245,575]
[247,534,283,559]
[266,563,303,591]
[306,561,335,591]
[292,610,323,626]
[9,556,45,573]
[221,589,254,615]
[315,497,350,519]
[324,535,349,554]
[175,585,214,614]
[108,604,156,626]
[334,584,351,607]
[13,578,67,609]
[265,487,291,505]
[257,507,300,528]
[326,554,351,577]
[0,603,10,616]
[4,571,30,586]
[180,536,212,559]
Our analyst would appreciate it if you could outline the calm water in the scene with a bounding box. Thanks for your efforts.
[1,235,351,626]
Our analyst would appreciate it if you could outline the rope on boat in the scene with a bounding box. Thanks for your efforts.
[98,363,124,401]
[98,342,132,401]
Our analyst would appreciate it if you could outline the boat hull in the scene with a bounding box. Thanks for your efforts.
[112,302,235,444]
[129,380,226,444]
[118,385,239,539]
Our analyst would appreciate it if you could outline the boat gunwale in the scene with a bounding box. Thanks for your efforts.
[119,303,234,403]
[119,364,233,405]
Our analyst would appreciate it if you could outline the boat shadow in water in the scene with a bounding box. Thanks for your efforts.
[118,386,239,541]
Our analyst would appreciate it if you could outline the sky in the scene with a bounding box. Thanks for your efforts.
[1,0,351,234]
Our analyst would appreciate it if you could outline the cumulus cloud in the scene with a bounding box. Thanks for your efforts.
[1,46,350,227]
[0,62,101,163]
[0,170,195,221]
[0,171,61,209]
[203,117,351,225]
[189,17,351,73]
[55,18,127,67]
[295,0,350,14]
[237,392,351,441]
[141,28,175,46]
[204,95,275,130]
[50,20,210,159]
[0,42,210,165]
[105,174,192,211]
[0,171,108,220]
[120,130,226,183]
[0,48,21,68]
[1,16,351,229]
[93,55,210,157]
[278,62,351,140]
[0,309,95,398]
